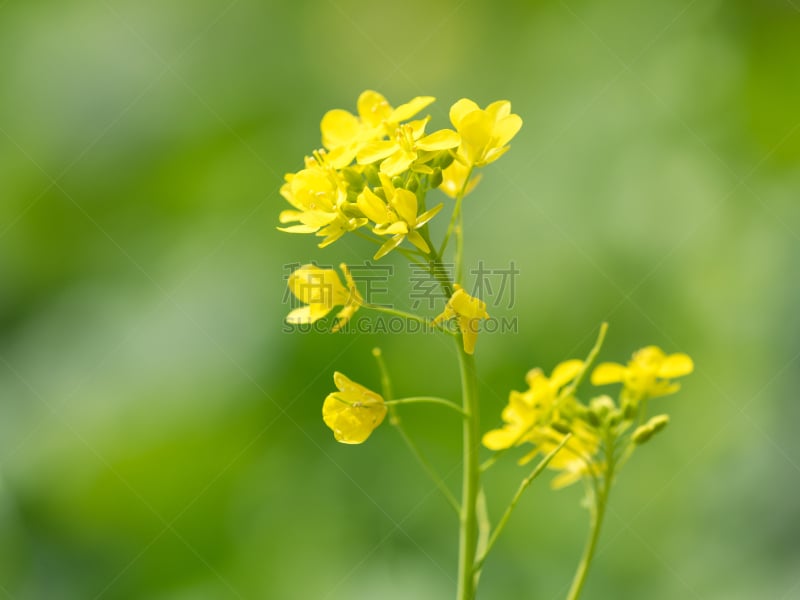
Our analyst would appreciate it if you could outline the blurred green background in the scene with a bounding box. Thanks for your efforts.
[1,0,799,598]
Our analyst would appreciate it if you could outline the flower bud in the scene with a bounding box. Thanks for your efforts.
[551,420,571,435]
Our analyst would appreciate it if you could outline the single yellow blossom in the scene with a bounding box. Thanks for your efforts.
[321,90,435,168]
[591,346,693,401]
[357,118,461,177]
[322,372,387,444]
[357,173,443,259]
[482,359,583,451]
[449,98,522,167]
[285,263,362,332]
[433,285,489,354]
[278,156,366,247]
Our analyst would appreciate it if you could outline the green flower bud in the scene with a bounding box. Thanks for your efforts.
[551,420,571,435]
[429,168,443,189]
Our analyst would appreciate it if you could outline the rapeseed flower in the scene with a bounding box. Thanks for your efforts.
[449,99,522,167]
[322,372,387,443]
[591,346,693,402]
[433,285,489,354]
[285,263,362,331]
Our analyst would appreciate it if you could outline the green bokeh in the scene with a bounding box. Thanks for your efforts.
[1,0,799,598]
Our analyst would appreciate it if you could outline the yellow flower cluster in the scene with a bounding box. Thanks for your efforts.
[483,345,693,488]
[278,90,521,258]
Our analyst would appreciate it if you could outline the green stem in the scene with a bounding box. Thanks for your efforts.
[473,434,572,576]
[560,322,608,401]
[439,165,474,259]
[362,303,453,335]
[566,433,616,600]
[456,342,481,600]
[373,348,461,514]
[386,396,468,417]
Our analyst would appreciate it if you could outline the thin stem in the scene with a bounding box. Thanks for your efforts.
[473,434,573,576]
[394,421,461,514]
[386,396,469,417]
[439,165,475,258]
[560,322,608,401]
[566,432,616,600]
[456,342,481,600]
[362,303,453,335]
[373,348,460,514]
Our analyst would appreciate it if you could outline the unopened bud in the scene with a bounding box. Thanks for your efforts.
[429,168,443,188]
[551,420,571,435]
[632,415,670,445]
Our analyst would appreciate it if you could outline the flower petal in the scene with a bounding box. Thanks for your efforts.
[389,95,435,123]
[288,265,349,307]
[358,141,397,164]
[550,359,584,388]
[449,98,480,128]
[657,353,694,378]
[321,109,359,150]
[493,113,523,147]
[591,362,626,385]
[357,188,392,224]
[357,90,391,127]
[416,129,461,151]
[391,188,418,224]
[482,427,519,450]
[380,149,417,177]
[374,234,405,260]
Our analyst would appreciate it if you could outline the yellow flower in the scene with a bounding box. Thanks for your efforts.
[439,156,481,199]
[357,118,461,177]
[321,90,435,168]
[591,346,693,401]
[357,173,443,259]
[433,285,489,354]
[285,263,362,332]
[482,359,583,451]
[278,156,366,247]
[449,98,522,167]
[322,372,387,444]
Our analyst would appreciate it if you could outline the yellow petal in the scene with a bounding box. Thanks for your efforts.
[406,230,430,254]
[493,113,523,147]
[550,359,584,388]
[416,203,443,228]
[459,110,494,152]
[277,224,318,234]
[591,362,626,385]
[449,98,480,128]
[380,149,417,177]
[459,316,481,354]
[657,353,694,378]
[374,234,405,260]
[485,100,511,120]
[288,265,349,307]
[391,188,418,224]
[389,95,435,123]
[357,90,391,127]
[357,188,392,224]
[357,141,397,165]
[482,427,519,450]
[321,109,359,149]
[450,287,489,319]
[416,129,461,151]
[285,303,334,324]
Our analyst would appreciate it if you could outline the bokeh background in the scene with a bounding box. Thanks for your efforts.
[1,0,799,598]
